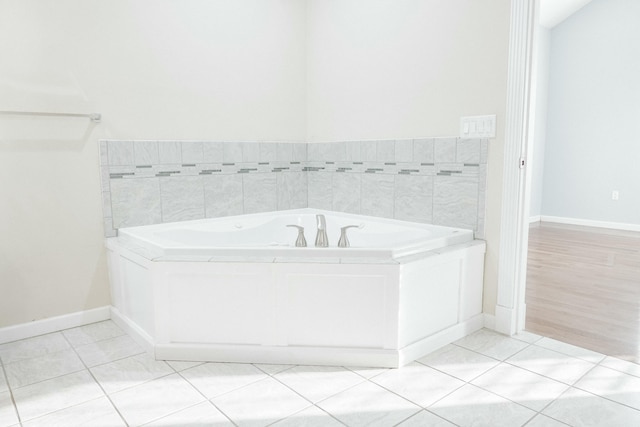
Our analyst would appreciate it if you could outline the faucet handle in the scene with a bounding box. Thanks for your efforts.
[337,224,362,248]
[286,224,307,247]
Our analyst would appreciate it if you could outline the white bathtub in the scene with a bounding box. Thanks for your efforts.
[106,209,486,368]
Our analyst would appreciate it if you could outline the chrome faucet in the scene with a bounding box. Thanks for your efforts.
[315,214,329,247]
[338,225,360,248]
[286,225,307,247]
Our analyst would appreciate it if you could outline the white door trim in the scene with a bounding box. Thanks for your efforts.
[495,0,537,335]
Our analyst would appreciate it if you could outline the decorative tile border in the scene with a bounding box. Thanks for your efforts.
[99,138,488,238]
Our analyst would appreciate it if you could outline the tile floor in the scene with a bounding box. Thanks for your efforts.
[1,322,640,426]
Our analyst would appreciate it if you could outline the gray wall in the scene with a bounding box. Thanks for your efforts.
[540,0,640,225]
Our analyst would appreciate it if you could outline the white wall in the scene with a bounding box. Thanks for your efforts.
[529,26,550,219]
[0,0,307,328]
[306,0,511,314]
[541,0,640,225]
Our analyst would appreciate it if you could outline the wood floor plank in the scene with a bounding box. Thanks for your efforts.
[525,222,640,363]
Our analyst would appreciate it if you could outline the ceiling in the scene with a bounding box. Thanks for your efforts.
[539,0,594,28]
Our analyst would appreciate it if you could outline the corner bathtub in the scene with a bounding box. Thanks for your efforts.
[106,209,486,368]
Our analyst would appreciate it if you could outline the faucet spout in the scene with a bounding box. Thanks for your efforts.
[315,214,329,247]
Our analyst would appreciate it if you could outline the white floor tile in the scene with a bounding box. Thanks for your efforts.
[180,362,268,399]
[535,337,606,364]
[417,343,500,382]
[317,381,420,427]
[110,373,204,426]
[513,330,543,344]
[507,344,595,385]
[346,365,389,379]
[20,397,125,427]
[574,365,640,411]
[143,401,232,426]
[524,414,570,427]
[0,391,19,427]
[396,410,456,426]
[0,370,7,394]
[12,370,104,422]
[454,329,530,360]
[254,363,295,375]
[430,384,536,427]
[600,356,640,378]
[471,363,569,411]
[370,362,464,407]
[74,335,144,367]
[0,333,69,365]
[270,405,343,427]
[212,377,311,427]
[165,360,204,372]
[542,387,640,427]
[90,352,174,394]
[4,348,85,388]
[274,365,364,403]
[62,321,125,347]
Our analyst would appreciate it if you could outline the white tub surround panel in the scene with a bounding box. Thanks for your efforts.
[100,138,488,238]
[106,210,486,368]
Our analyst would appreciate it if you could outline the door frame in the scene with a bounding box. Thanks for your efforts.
[495,0,538,335]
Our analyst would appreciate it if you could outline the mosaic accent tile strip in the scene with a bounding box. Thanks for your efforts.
[99,139,488,238]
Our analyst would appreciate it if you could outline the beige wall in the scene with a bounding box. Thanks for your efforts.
[0,0,307,327]
[0,0,510,328]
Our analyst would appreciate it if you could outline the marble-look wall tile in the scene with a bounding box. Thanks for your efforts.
[108,141,134,166]
[414,139,434,163]
[276,143,292,161]
[160,176,205,222]
[243,173,277,214]
[434,138,456,163]
[241,142,260,162]
[260,143,277,162]
[134,141,159,165]
[292,143,307,162]
[203,142,224,163]
[101,191,112,218]
[332,173,361,214]
[99,141,109,166]
[181,142,204,164]
[223,142,243,163]
[457,139,481,164]
[361,174,394,218]
[480,139,489,164]
[104,218,116,237]
[433,176,478,231]
[345,141,361,161]
[376,141,394,162]
[307,173,332,210]
[395,140,413,162]
[360,141,377,161]
[203,175,243,218]
[277,172,307,210]
[395,175,433,223]
[110,178,161,228]
[158,142,182,164]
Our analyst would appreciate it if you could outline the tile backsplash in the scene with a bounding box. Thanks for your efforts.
[99,138,488,238]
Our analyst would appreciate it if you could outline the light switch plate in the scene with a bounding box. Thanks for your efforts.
[460,115,496,138]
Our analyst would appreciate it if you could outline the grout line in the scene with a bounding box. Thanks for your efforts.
[59,331,130,426]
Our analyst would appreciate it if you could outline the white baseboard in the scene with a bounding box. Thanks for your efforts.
[541,216,640,232]
[0,306,111,345]
[528,215,541,224]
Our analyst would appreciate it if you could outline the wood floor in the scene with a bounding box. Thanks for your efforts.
[525,222,640,363]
